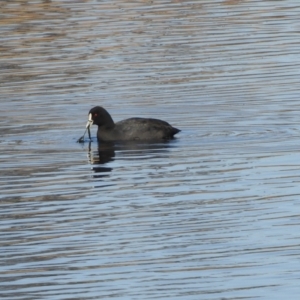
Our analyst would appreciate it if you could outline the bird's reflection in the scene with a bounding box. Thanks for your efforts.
[88,141,114,178]
[88,141,115,164]
[87,139,178,178]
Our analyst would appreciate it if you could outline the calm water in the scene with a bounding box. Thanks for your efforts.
[1,1,300,299]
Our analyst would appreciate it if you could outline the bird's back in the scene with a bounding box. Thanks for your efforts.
[114,117,180,141]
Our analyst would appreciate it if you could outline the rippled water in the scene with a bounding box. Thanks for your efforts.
[1,1,300,299]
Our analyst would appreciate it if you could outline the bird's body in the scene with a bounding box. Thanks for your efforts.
[86,106,180,142]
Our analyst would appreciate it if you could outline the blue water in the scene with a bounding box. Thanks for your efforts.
[1,1,300,299]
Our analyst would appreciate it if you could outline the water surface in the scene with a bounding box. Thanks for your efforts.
[1,1,300,299]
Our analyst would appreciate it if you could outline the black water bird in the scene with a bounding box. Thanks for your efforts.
[78,106,180,142]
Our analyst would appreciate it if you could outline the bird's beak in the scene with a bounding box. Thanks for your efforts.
[86,113,93,128]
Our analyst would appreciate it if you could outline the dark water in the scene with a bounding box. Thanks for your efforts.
[1,1,300,299]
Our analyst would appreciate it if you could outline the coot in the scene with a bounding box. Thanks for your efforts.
[80,106,180,142]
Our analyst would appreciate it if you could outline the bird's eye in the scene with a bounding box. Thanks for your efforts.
[94,113,98,117]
